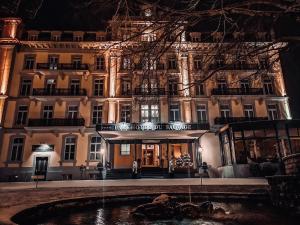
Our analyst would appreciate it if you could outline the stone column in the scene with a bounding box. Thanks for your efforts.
[180,53,190,97]
[183,101,192,123]
[0,18,21,124]
[108,100,117,123]
[109,53,118,97]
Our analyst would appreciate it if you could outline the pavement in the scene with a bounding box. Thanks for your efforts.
[0,178,268,190]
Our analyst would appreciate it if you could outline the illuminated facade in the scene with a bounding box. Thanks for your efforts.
[0,9,294,181]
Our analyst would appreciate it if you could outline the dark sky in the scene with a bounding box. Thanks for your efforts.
[18,0,300,119]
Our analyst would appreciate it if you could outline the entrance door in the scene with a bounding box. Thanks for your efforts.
[35,157,48,179]
[142,144,159,167]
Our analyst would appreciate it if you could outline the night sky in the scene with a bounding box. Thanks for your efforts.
[16,0,300,119]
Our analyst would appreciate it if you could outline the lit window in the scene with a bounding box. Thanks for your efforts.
[120,144,130,156]
[90,137,101,160]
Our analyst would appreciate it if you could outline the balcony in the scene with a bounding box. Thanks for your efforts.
[28,118,85,127]
[36,63,89,70]
[134,63,165,71]
[134,88,165,96]
[214,117,269,124]
[32,88,87,96]
[211,88,264,95]
[209,63,260,71]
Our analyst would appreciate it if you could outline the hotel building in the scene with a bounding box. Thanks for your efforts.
[0,7,297,181]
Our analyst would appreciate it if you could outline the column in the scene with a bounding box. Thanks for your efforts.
[183,100,192,123]
[109,52,118,97]
[0,18,21,124]
[180,53,190,97]
[108,100,117,123]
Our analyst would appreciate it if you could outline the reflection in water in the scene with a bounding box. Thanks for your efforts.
[95,209,105,225]
[34,202,299,225]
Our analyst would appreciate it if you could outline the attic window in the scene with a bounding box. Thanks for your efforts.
[145,8,152,17]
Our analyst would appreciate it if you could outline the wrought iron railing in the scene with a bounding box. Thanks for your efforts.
[134,88,166,96]
[36,63,89,70]
[28,118,85,127]
[211,88,264,95]
[214,117,269,124]
[32,88,87,96]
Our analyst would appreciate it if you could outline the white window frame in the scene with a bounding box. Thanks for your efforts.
[120,144,130,156]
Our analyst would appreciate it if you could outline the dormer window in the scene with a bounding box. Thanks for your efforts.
[52,35,60,41]
[145,8,152,17]
[28,34,38,41]
[74,35,83,42]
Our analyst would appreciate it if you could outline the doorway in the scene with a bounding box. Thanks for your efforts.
[142,144,160,167]
[34,157,48,179]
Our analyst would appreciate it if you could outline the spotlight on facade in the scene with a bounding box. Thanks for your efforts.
[198,146,204,153]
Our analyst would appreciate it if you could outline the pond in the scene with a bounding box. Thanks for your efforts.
[15,199,299,225]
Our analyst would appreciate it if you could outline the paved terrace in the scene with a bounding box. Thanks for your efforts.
[0,178,268,225]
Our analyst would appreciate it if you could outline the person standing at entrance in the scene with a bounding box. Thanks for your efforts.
[169,157,175,178]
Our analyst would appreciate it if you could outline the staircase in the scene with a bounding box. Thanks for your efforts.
[141,167,166,178]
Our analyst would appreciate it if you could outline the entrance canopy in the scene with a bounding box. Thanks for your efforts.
[96,122,209,143]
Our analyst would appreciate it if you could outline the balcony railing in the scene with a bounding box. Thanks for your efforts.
[214,117,269,124]
[209,63,260,71]
[36,63,89,70]
[211,88,264,95]
[134,88,166,96]
[134,63,165,70]
[97,122,210,132]
[32,88,87,96]
[28,118,85,127]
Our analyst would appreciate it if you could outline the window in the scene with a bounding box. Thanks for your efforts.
[67,105,78,119]
[240,79,250,91]
[96,36,105,41]
[195,82,205,96]
[51,35,60,41]
[194,57,202,70]
[123,57,131,70]
[96,56,105,70]
[215,56,225,66]
[141,104,159,122]
[10,137,24,161]
[120,144,130,155]
[48,55,59,70]
[43,105,53,119]
[94,79,104,96]
[20,79,32,96]
[244,104,254,118]
[16,105,28,125]
[268,104,278,120]
[217,79,227,90]
[24,55,35,70]
[168,79,178,96]
[169,104,180,122]
[220,104,230,118]
[121,79,131,95]
[72,56,82,69]
[92,105,103,125]
[121,105,131,123]
[90,136,101,160]
[70,79,80,95]
[197,105,207,123]
[74,35,83,41]
[28,34,38,41]
[168,58,177,70]
[46,79,56,94]
[64,136,76,161]
[191,36,201,42]
[263,79,274,95]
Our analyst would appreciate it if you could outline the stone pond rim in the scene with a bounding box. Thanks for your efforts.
[10,192,270,225]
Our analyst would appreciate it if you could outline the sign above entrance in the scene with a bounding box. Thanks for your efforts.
[97,122,209,132]
[32,144,54,152]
